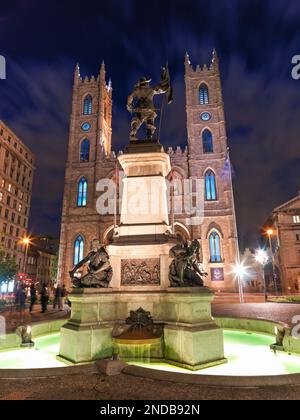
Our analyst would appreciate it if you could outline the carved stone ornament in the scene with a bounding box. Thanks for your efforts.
[121,259,160,285]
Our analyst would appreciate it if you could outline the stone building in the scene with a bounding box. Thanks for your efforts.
[26,235,59,288]
[57,52,239,291]
[268,191,300,293]
[0,120,35,269]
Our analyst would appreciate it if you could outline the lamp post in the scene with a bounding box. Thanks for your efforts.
[255,249,269,302]
[227,149,243,303]
[266,229,277,296]
[21,237,31,275]
[232,262,248,304]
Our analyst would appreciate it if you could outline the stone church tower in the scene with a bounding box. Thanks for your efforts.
[56,63,117,288]
[179,50,239,291]
[57,52,239,292]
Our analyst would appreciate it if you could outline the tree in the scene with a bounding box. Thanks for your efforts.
[0,249,18,287]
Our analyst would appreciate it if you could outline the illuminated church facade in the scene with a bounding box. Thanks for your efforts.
[57,52,239,292]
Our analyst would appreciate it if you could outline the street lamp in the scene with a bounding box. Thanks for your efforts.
[232,261,248,304]
[21,236,31,274]
[255,249,269,302]
[266,228,277,296]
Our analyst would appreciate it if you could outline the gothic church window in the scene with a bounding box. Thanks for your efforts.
[199,83,209,105]
[202,129,213,153]
[80,139,90,162]
[74,235,84,265]
[209,231,222,263]
[77,177,88,207]
[83,95,93,115]
[205,170,217,201]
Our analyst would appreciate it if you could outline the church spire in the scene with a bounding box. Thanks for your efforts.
[211,49,220,73]
[185,52,191,72]
[99,60,106,82]
[74,63,80,85]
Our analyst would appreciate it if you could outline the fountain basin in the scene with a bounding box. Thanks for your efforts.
[1,329,300,378]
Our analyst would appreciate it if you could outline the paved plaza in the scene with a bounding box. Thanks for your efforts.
[212,302,300,326]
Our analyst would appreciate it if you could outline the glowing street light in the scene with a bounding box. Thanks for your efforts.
[265,228,278,296]
[255,249,269,266]
[255,249,269,302]
[232,261,249,304]
[20,236,31,274]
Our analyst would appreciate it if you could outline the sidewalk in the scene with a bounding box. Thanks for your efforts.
[212,302,300,326]
[1,305,70,333]
[2,301,299,334]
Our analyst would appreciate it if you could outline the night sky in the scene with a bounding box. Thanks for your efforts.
[1,0,300,250]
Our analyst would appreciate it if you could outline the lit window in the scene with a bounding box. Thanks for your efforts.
[8,184,11,192]
[0,192,2,202]
[83,95,93,115]
[205,170,217,201]
[77,177,88,207]
[18,204,22,212]
[199,83,209,105]
[74,235,84,265]
[80,139,90,162]
[293,215,300,224]
[210,231,222,263]
[202,129,213,153]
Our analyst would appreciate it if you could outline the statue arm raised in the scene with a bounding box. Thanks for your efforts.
[154,65,173,104]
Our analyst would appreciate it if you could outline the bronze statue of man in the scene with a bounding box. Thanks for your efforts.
[127,64,173,141]
[169,240,207,287]
[69,239,112,288]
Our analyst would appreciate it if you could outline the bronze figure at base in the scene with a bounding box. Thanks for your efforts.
[169,240,207,287]
[69,239,112,288]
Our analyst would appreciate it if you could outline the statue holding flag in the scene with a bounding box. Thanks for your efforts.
[127,64,173,141]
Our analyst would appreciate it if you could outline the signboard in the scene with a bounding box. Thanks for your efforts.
[211,268,224,282]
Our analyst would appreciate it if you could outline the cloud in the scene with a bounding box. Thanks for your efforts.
[0,59,73,235]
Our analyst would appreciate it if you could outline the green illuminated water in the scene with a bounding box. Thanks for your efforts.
[0,333,65,369]
[1,330,300,376]
[130,331,300,376]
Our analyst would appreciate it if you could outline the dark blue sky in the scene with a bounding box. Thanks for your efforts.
[1,0,300,249]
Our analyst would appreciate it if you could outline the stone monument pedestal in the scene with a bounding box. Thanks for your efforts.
[59,141,226,370]
[59,288,226,370]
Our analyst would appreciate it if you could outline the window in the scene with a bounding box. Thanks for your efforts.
[205,170,217,201]
[202,129,213,153]
[77,177,88,207]
[293,215,300,224]
[83,95,93,115]
[74,235,84,265]
[80,139,90,162]
[199,83,209,105]
[209,231,222,263]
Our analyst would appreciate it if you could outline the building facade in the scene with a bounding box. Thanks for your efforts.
[26,236,59,288]
[269,192,300,293]
[57,52,239,291]
[0,120,35,269]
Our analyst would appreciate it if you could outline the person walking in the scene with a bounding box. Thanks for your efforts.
[19,284,27,322]
[29,283,37,313]
[40,284,49,313]
[59,285,68,311]
[53,285,61,310]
